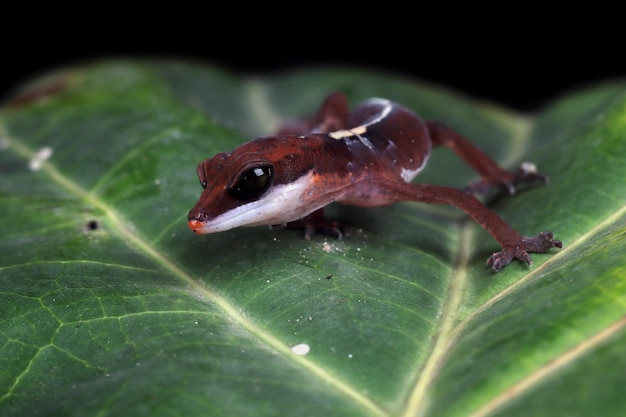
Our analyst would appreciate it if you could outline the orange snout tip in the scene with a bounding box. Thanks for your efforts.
[188,219,204,233]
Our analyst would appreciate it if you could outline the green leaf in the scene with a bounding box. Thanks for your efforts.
[1,60,625,417]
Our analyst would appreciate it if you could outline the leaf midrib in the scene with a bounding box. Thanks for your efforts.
[1,127,389,417]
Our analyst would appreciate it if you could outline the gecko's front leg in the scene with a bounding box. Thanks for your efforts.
[286,209,344,239]
[279,92,352,238]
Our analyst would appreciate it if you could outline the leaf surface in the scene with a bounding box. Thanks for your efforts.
[1,61,625,417]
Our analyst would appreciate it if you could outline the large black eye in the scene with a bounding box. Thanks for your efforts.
[229,165,274,200]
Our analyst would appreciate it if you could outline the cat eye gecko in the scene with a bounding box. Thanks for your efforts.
[188,92,562,272]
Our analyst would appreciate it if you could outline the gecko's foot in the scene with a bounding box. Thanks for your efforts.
[303,220,344,240]
[487,232,563,272]
[286,210,345,240]
[508,162,549,193]
[465,162,549,195]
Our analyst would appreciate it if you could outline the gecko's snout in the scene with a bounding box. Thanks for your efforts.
[188,219,205,233]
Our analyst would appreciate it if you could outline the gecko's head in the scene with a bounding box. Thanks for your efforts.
[188,136,317,234]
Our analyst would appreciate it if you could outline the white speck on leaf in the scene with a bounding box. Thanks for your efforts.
[29,147,53,171]
[291,343,310,355]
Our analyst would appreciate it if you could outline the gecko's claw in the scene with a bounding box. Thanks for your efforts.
[487,232,562,272]
[305,221,344,240]
[508,162,549,192]
[287,209,345,240]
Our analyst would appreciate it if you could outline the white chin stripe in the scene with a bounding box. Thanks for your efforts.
[196,173,314,233]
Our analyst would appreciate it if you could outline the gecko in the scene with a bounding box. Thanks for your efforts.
[188,92,562,271]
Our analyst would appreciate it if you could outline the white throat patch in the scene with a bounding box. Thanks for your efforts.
[195,172,316,233]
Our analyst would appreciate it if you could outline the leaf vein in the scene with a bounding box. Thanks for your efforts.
[2,131,390,417]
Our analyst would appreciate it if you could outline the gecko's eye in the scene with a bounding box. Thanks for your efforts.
[229,165,274,200]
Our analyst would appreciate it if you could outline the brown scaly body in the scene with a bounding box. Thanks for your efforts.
[188,92,561,271]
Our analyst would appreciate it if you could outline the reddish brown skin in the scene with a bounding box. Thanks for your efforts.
[189,92,562,271]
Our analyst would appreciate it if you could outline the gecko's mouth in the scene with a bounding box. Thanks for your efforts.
[188,219,206,233]
[188,172,316,235]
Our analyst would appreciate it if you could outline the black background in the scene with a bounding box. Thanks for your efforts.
[1,16,623,112]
